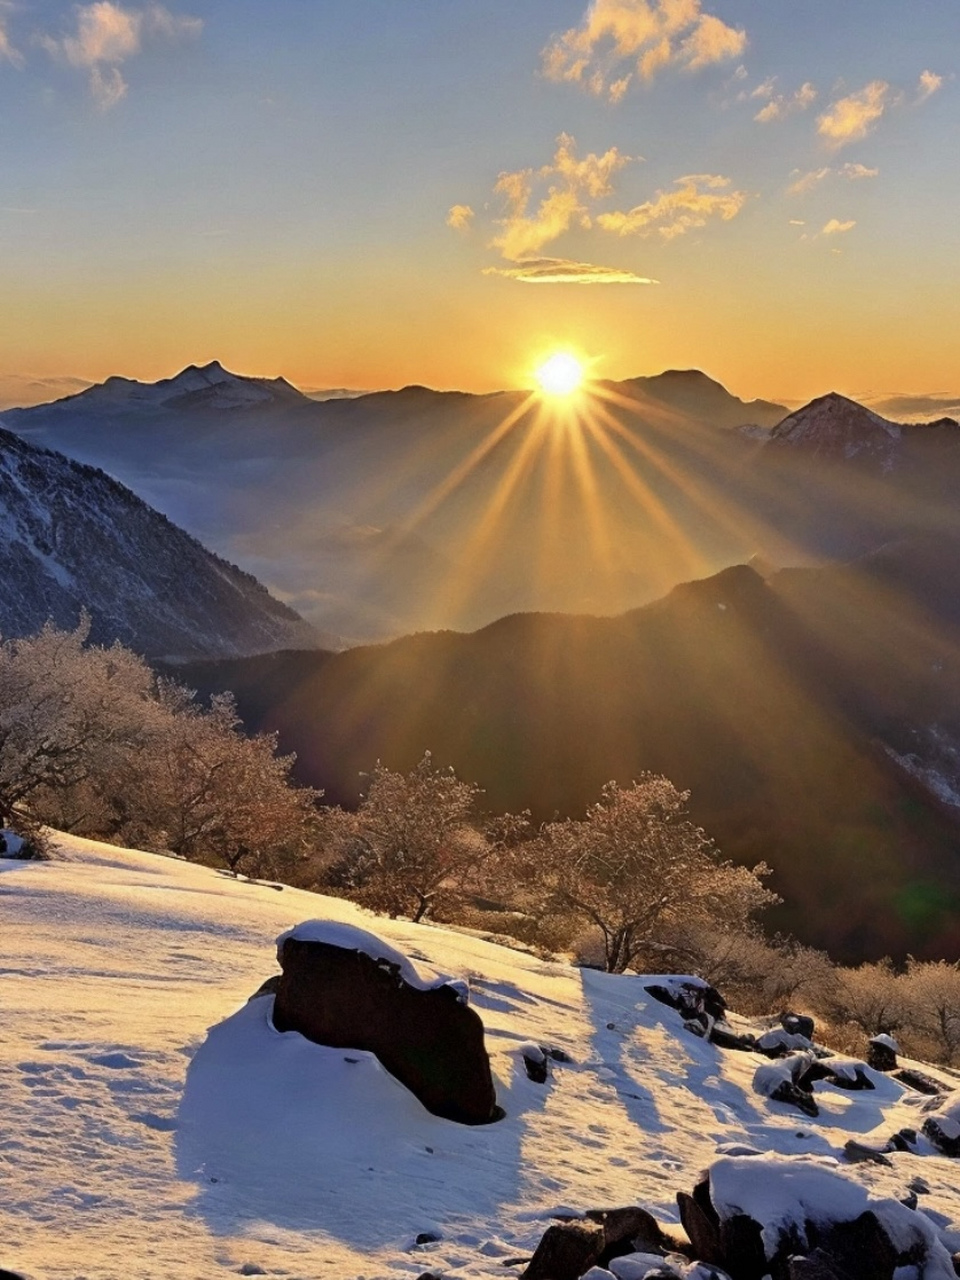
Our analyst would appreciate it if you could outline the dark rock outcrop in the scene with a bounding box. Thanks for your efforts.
[520,1221,604,1280]
[271,935,500,1126]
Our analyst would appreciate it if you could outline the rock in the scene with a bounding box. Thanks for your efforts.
[755,1028,814,1058]
[709,1024,757,1052]
[894,1068,945,1095]
[770,1080,820,1117]
[922,1116,960,1158]
[584,1205,684,1265]
[247,974,280,1002]
[546,1045,574,1063]
[717,1213,767,1280]
[889,1128,918,1152]
[952,1252,960,1278]
[781,1012,816,1041]
[786,1251,849,1279]
[867,1036,899,1072]
[272,933,500,1126]
[415,1231,442,1245]
[812,1210,899,1280]
[521,1044,549,1084]
[521,1221,605,1280]
[842,1139,893,1167]
[0,1269,29,1280]
[677,1191,723,1266]
[644,980,726,1027]
[908,1176,930,1195]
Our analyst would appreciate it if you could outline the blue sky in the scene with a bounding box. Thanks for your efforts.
[0,1,957,401]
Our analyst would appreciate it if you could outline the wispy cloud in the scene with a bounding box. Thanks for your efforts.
[916,69,943,103]
[822,218,856,235]
[541,0,746,102]
[597,173,747,239]
[40,2,201,109]
[446,204,474,232]
[787,161,878,196]
[483,257,658,284]
[491,132,632,261]
[0,3,22,66]
[817,80,890,149]
[754,81,817,123]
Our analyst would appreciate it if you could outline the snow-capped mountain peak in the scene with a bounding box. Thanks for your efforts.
[769,392,901,460]
[15,361,306,415]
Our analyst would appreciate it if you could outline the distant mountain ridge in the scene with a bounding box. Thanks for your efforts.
[5,360,960,643]
[0,424,319,658]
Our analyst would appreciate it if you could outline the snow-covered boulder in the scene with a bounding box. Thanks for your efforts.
[921,1092,960,1158]
[868,1034,900,1072]
[271,919,501,1126]
[681,1155,959,1280]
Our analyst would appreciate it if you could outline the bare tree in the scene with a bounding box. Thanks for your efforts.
[500,775,777,973]
[323,752,485,921]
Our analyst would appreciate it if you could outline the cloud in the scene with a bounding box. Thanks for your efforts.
[492,132,632,261]
[817,80,890,149]
[916,69,943,102]
[446,204,475,232]
[754,81,817,123]
[839,161,878,180]
[541,0,746,101]
[40,2,201,108]
[0,12,21,66]
[787,167,831,195]
[787,162,878,195]
[822,218,856,235]
[482,256,658,284]
[597,172,747,239]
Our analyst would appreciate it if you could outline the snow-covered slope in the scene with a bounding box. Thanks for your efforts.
[3,835,960,1280]
[0,426,318,658]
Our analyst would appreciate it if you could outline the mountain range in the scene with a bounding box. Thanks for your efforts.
[3,361,958,643]
[0,423,318,658]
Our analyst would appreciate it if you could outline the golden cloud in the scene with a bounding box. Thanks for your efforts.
[822,218,856,235]
[787,162,877,196]
[754,81,817,123]
[916,69,943,103]
[446,204,475,232]
[39,2,201,108]
[597,173,747,238]
[541,0,746,101]
[817,80,889,149]
[483,256,659,284]
[492,132,631,261]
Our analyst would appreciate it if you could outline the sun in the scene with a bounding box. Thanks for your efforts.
[534,352,584,398]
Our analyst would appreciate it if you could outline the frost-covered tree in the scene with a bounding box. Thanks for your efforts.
[323,752,485,921]
[500,775,777,974]
[815,958,906,1038]
[901,959,960,1065]
[0,619,157,827]
[1,621,317,877]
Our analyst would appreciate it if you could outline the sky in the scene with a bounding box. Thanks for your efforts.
[0,0,957,403]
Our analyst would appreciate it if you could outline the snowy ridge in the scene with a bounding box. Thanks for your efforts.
[4,833,960,1280]
[13,360,306,415]
[0,425,317,658]
[768,392,902,461]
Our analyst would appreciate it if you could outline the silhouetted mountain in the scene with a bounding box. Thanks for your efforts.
[0,425,319,658]
[173,553,960,963]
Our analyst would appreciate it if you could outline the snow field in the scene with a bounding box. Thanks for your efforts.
[3,833,960,1280]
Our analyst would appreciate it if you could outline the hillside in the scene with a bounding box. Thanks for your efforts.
[173,555,960,962]
[4,834,960,1280]
[0,425,319,658]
